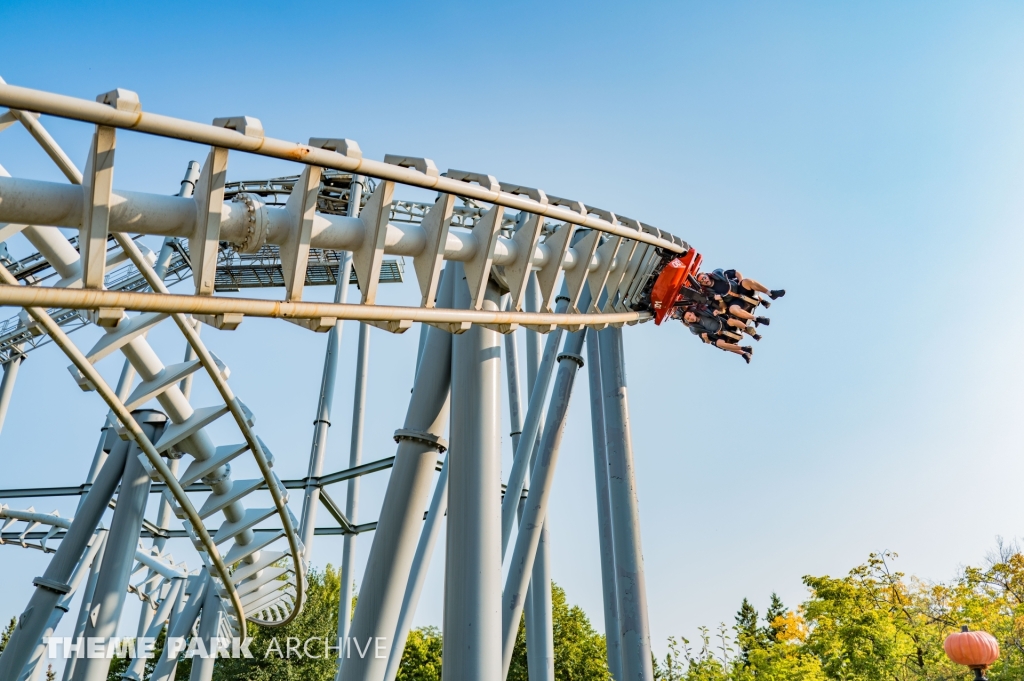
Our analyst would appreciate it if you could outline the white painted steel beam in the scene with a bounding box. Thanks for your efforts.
[192,145,230,295]
[79,124,117,289]
[0,284,651,330]
[464,204,503,310]
[351,179,394,305]
[412,192,455,307]
[0,176,664,295]
[280,160,322,301]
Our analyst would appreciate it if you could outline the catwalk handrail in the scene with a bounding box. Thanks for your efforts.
[0,82,682,253]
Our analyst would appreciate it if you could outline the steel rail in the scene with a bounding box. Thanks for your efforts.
[115,233,306,628]
[0,263,249,640]
[0,285,650,329]
[0,82,683,253]
[4,109,303,627]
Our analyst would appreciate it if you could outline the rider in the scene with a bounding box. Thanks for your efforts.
[680,309,754,363]
[696,269,784,310]
[684,273,770,328]
[678,305,760,340]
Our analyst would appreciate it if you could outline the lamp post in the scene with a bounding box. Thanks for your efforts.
[944,626,1000,680]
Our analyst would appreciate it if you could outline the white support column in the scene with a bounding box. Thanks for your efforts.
[523,276,544,680]
[18,526,105,681]
[0,440,130,678]
[338,319,370,645]
[443,263,502,681]
[300,173,362,560]
[60,531,108,681]
[149,573,210,681]
[0,351,23,437]
[337,267,454,681]
[122,576,184,681]
[299,252,351,554]
[382,457,449,681]
[500,289,591,677]
[188,583,222,681]
[530,520,555,681]
[599,326,654,681]
[74,412,166,681]
[499,298,567,553]
[586,328,622,680]
[525,274,554,681]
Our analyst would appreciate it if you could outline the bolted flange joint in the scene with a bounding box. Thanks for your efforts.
[232,192,269,254]
[393,428,448,453]
[202,463,231,487]
[557,352,584,368]
[32,576,71,595]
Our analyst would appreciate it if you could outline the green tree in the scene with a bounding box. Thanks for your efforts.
[551,582,610,680]
[655,610,823,681]
[507,582,610,681]
[213,564,341,681]
[395,626,442,681]
[654,626,731,681]
[801,552,945,681]
[507,609,529,681]
[106,646,131,680]
[734,598,766,666]
[654,547,1024,681]
[763,593,786,644]
[0,616,15,654]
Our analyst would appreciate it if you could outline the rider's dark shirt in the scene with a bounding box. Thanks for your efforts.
[687,313,724,337]
[706,270,734,297]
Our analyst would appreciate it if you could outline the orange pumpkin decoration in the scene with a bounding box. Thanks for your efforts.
[944,627,1000,669]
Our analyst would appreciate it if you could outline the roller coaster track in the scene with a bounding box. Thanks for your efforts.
[0,505,189,607]
[0,81,687,338]
[0,79,689,681]
[0,103,312,636]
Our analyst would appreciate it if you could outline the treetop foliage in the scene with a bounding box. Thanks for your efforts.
[655,548,1024,680]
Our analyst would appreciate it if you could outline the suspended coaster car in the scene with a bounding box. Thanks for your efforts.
[646,249,703,325]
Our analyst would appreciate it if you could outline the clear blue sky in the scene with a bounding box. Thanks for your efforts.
[2,0,1024,663]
